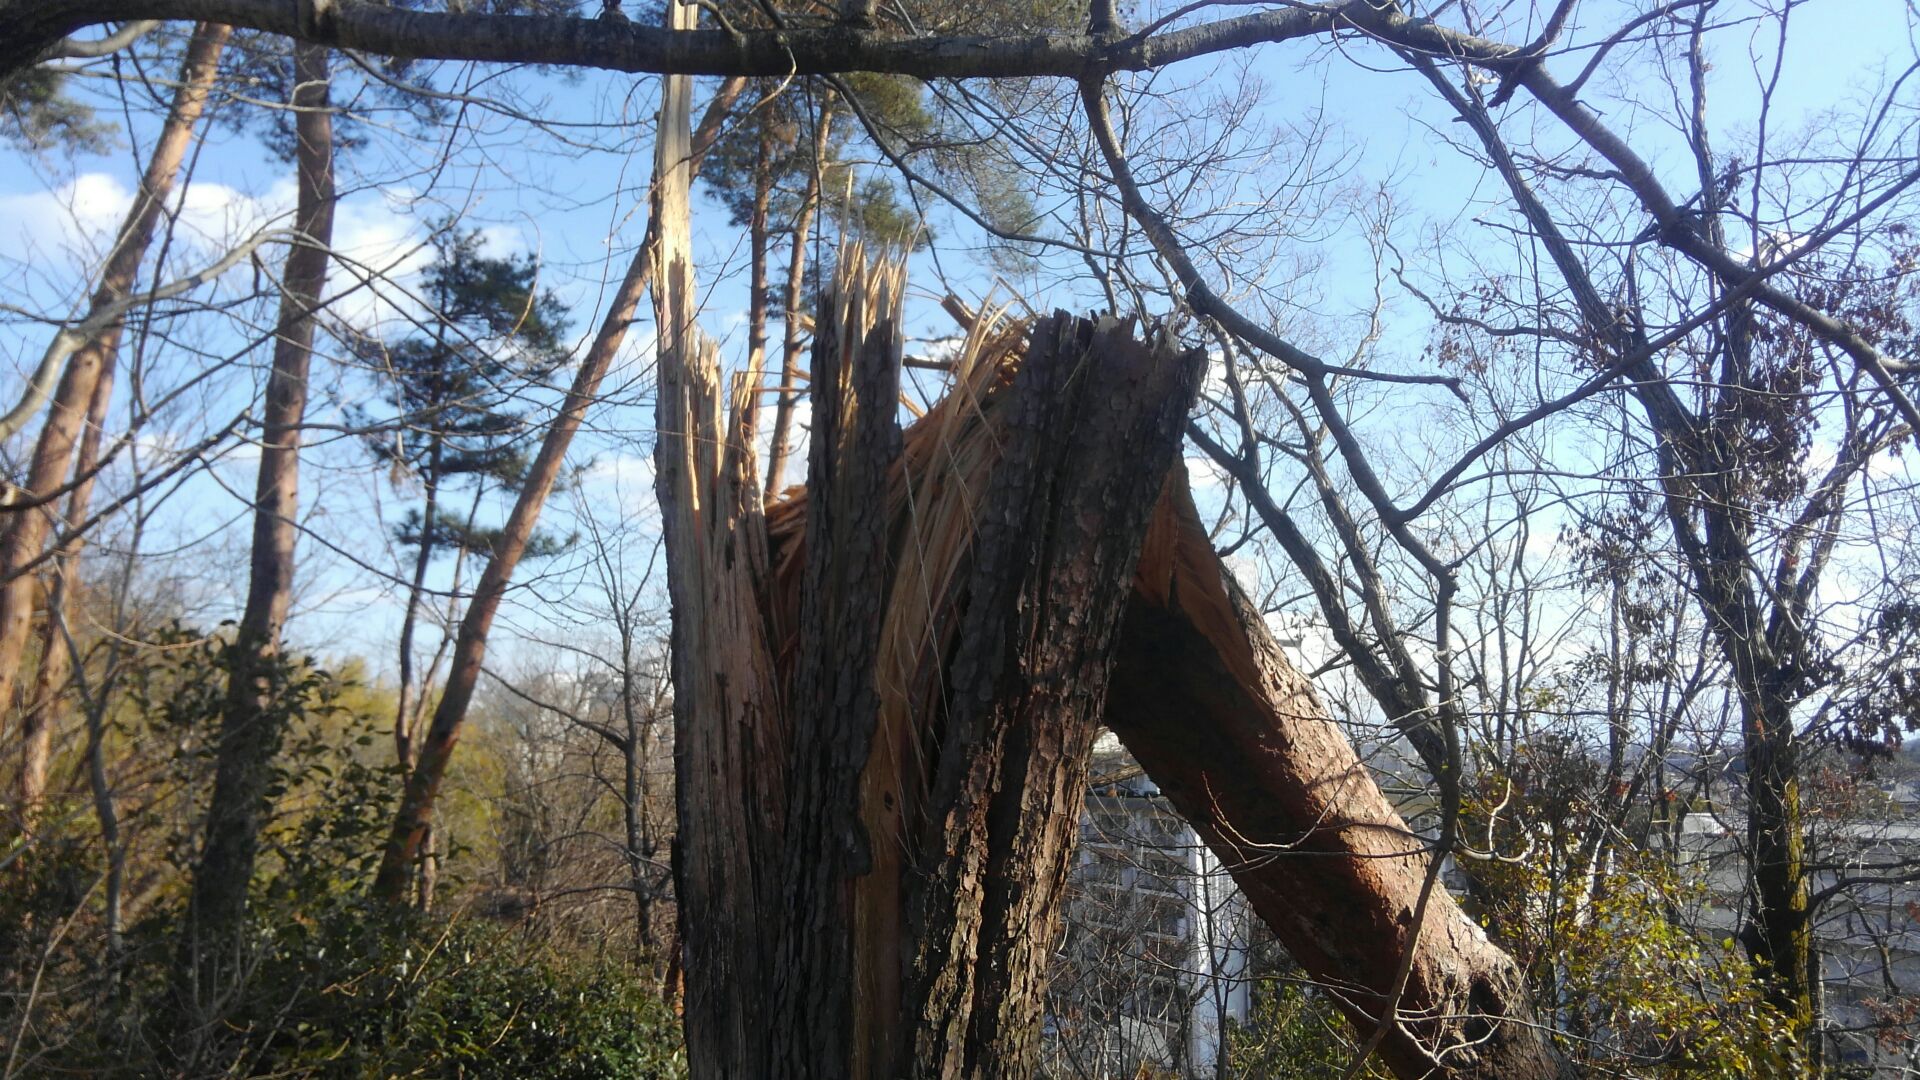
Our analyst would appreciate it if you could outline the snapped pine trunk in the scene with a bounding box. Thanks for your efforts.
[657,233,1560,1080]
[649,27,1553,1073]
[1107,472,1570,1080]
[660,276,1203,1080]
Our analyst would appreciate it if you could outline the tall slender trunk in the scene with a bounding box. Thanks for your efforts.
[617,626,656,960]
[763,104,831,499]
[178,40,333,1028]
[745,128,773,427]
[368,73,746,902]
[2,23,231,829]
[391,438,442,776]
[16,353,115,824]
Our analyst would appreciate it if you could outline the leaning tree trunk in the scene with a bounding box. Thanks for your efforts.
[367,73,745,903]
[2,22,230,830]
[16,347,115,821]
[179,40,334,1033]
[1106,472,1571,1080]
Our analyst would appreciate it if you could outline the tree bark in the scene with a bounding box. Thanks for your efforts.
[745,127,773,432]
[3,22,231,833]
[658,185,1203,1075]
[368,69,746,903]
[646,13,1545,1075]
[661,198,1550,1080]
[675,297,1201,1080]
[179,38,334,1028]
[1105,471,1572,1080]
[1742,694,1813,1037]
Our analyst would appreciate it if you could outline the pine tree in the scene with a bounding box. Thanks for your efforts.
[350,226,572,805]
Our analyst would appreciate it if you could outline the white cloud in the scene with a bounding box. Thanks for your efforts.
[0,170,445,332]
[0,172,301,268]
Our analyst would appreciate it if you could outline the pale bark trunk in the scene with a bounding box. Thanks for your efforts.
[16,353,114,822]
[180,39,334,1027]
[763,104,830,499]
[3,23,231,829]
[368,70,746,902]
[1106,472,1570,1080]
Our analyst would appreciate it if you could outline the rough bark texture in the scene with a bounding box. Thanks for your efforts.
[0,0,1361,87]
[367,70,745,903]
[643,35,1543,1078]
[662,215,1558,1080]
[1743,693,1814,1035]
[889,315,1199,1080]
[1105,472,1570,1080]
[650,1,787,1058]
[671,294,1201,1079]
[181,39,333,1025]
[664,243,1554,1078]
[2,22,230,830]
[769,255,908,1078]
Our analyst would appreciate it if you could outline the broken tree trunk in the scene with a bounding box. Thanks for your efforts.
[663,264,1203,1079]
[652,47,1206,1066]
[1106,472,1570,1080]
[650,21,1555,1071]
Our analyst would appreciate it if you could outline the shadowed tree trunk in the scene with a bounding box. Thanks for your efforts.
[178,41,334,1039]
[2,22,231,832]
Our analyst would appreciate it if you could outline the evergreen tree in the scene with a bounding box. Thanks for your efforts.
[350,225,573,805]
[358,225,572,566]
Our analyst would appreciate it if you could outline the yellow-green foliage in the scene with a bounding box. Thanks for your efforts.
[1476,845,1801,1077]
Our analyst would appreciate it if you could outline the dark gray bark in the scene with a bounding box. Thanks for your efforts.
[0,0,1357,84]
